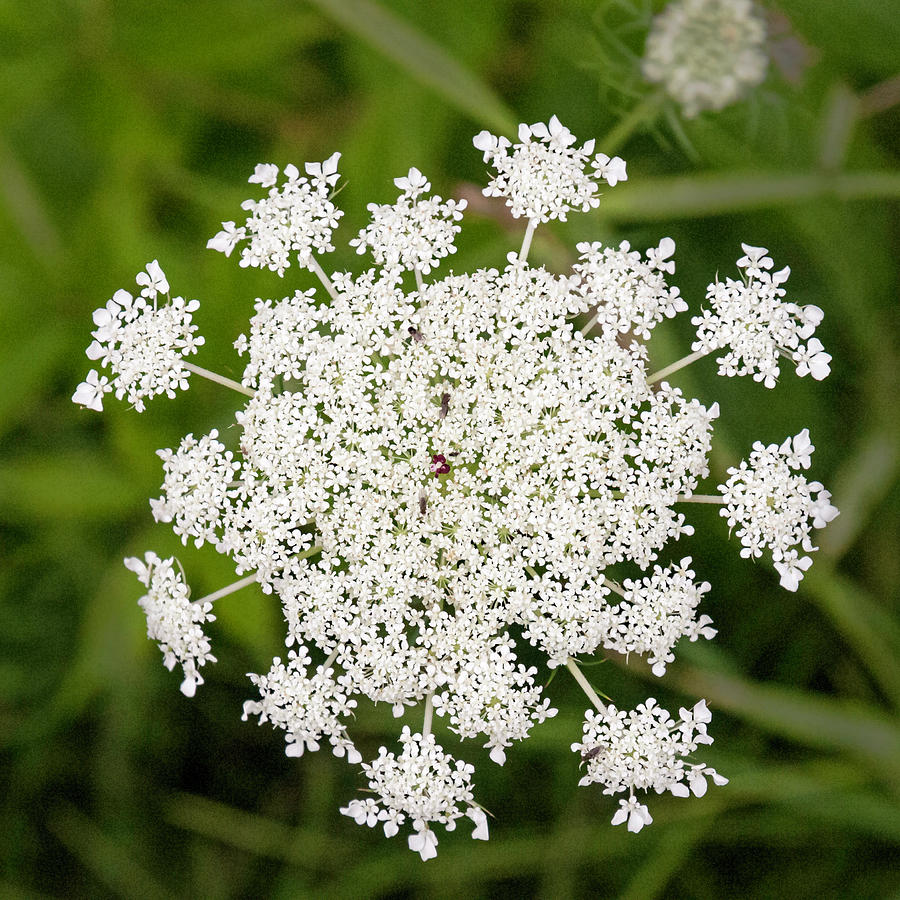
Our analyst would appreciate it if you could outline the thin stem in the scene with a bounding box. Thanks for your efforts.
[422,692,434,739]
[196,572,258,605]
[414,267,425,292]
[603,578,627,599]
[580,309,601,336]
[519,219,537,263]
[647,348,711,384]
[600,91,664,156]
[566,658,607,714]
[306,255,339,302]
[322,647,340,671]
[183,362,254,397]
[676,493,724,504]
[296,544,324,561]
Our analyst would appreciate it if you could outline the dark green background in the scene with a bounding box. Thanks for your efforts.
[2,1,898,897]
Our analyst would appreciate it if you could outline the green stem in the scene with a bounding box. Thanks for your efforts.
[422,692,434,738]
[183,362,254,398]
[196,572,258,605]
[647,348,711,384]
[677,493,724,504]
[519,219,537,263]
[600,91,664,155]
[306,255,339,302]
[566,658,607,714]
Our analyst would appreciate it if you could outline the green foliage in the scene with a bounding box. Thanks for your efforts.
[1,0,897,896]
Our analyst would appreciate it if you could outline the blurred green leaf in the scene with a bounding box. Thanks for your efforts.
[307,0,518,135]
[599,170,900,220]
[0,452,146,521]
[47,805,171,900]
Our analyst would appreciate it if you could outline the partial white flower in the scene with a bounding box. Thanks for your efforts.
[135,259,170,300]
[350,167,467,276]
[74,263,203,412]
[209,154,344,275]
[692,245,830,388]
[473,115,624,223]
[125,552,216,697]
[719,430,839,590]
[72,368,111,411]
[574,237,686,339]
[573,698,725,829]
[150,429,241,548]
[643,0,768,117]
[242,648,360,762]
[343,727,485,860]
[605,557,716,676]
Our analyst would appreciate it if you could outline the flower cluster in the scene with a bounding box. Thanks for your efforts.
[341,726,489,860]
[74,115,838,856]
[150,429,240,548]
[692,244,831,388]
[720,429,840,590]
[572,699,727,832]
[207,154,343,275]
[124,551,216,697]
[350,167,467,277]
[642,0,768,117]
[605,558,716,676]
[241,648,360,762]
[72,261,203,412]
[574,237,686,340]
[474,115,626,223]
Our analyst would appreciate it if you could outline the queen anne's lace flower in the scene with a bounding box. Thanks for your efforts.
[692,244,830,388]
[341,727,488,860]
[473,115,626,222]
[77,115,838,856]
[73,261,203,412]
[719,429,839,590]
[643,0,768,117]
[150,429,240,548]
[572,698,727,831]
[208,154,343,275]
[605,557,717,676]
[125,552,216,697]
[350,167,467,276]
[574,237,686,339]
[241,648,361,762]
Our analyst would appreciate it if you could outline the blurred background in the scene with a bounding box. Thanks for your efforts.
[1,0,898,897]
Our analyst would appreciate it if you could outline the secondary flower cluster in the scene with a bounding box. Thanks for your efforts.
[720,429,839,591]
[572,698,727,832]
[74,116,837,856]
[72,260,203,412]
[642,0,769,117]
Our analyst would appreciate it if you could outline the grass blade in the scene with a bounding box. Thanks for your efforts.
[308,0,517,135]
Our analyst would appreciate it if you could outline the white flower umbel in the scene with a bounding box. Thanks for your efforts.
[605,558,716,676]
[433,632,558,765]
[350,167,467,281]
[208,154,343,276]
[691,244,830,388]
[73,261,204,412]
[341,726,488,860]
[242,647,361,762]
[719,429,839,590]
[572,698,727,831]
[125,552,216,697]
[574,237,686,340]
[78,115,838,853]
[151,429,241,548]
[473,115,626,259]
[642,0,768,117]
